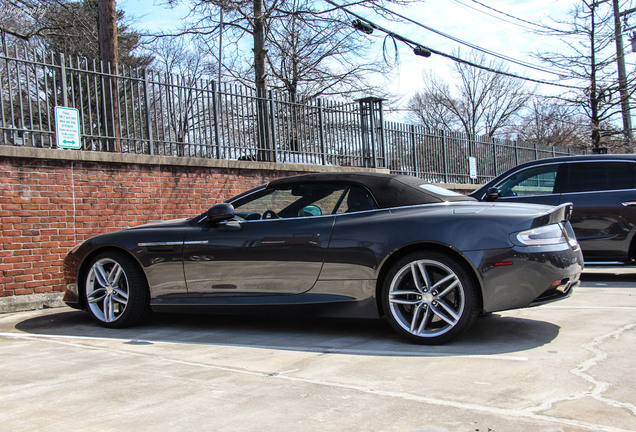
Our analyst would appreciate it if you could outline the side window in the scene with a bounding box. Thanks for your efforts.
[564,162,635,193]
[497,164,559,197]
[232,184,350,219]
[234,189,299,219]
[335,186,378,213]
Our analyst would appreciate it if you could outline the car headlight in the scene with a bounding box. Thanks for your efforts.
[515,223,569,246]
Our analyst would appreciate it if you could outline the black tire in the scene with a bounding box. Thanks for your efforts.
[83,251,149,328]
[382,251,479,344]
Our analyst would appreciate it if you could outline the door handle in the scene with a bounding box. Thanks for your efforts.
[294,233,320,238]
[622,201,636,207]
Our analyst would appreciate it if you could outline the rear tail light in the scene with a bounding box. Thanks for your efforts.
[516,223,567,246]
[513,223,579,249]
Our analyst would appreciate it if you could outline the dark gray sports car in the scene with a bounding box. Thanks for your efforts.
[63,172,583,344]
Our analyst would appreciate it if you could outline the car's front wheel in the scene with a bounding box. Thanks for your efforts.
[84,251,149,328]
[382,251,479,344]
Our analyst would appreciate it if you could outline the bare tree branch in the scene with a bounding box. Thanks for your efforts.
[408,52,532,138]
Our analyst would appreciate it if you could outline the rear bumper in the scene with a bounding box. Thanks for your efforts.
[527,279,578,307]
[468,245,584,313]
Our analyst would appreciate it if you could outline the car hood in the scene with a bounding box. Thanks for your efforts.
[121,218,193,231]
[71,217,194,254]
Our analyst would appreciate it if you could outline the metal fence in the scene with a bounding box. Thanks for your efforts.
[383,123,580,183]
[0,47,583,183]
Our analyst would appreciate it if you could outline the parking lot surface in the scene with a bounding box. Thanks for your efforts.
[1,271,635,432]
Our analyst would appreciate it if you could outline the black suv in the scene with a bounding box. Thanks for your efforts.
[471,154,636,265]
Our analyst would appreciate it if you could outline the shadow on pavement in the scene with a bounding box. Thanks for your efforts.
[14,308,560,357]
[581,272,636,283]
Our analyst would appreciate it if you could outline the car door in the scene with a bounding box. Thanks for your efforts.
[486,162,564,206]
[182,184,348,296]
[558,161,636,262]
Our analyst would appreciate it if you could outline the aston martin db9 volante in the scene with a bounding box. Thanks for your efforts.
[63,172,583,344]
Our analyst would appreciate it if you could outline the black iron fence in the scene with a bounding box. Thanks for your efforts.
[0,47,583,183]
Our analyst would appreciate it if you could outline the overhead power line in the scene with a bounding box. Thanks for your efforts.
[372,2,565,76]
[456,0,557,32]
[322,0,580,89]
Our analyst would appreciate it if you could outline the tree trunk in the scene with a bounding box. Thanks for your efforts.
[98,0,121,152]
[253,0,272,161]
[589,5,601,152]
[612,0,633,149]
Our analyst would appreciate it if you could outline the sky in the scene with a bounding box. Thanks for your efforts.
[117,0,635,119]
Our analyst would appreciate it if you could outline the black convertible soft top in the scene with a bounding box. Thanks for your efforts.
[267,172,475,209]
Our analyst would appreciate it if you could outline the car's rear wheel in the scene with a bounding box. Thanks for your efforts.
[382,251,479,344]
[84,251,149,328]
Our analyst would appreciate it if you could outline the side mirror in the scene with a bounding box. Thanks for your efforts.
[207,203,235,223]
[485,187,501,201]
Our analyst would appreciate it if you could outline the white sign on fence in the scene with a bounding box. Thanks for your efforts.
[55,106,81,149]
[469,156,477,180]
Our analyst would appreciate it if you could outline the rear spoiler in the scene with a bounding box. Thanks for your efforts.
[531,202,573,228]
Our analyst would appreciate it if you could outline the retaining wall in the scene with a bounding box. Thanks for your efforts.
[0,146,475,312]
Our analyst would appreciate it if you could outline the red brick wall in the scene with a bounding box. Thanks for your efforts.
[0,154,313,299]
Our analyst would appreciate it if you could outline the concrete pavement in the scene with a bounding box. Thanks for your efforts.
[1,273,635,432]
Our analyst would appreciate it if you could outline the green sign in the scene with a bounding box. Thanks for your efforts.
[55,106,81,149]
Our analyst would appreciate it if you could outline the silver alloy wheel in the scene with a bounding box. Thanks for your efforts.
[388,259,465,338]
[85,257,130,323]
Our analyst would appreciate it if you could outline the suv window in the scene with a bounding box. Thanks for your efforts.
[496,164,559,197]
[565,162,635,193]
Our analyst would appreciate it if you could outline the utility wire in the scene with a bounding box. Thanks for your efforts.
[457,0,557,32]
[451,0,541,31]
[323,0,580,89]
[373,2,566,76]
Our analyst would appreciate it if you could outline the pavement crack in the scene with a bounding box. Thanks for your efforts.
[527,323,636,417]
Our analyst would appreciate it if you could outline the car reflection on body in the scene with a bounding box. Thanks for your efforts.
[63,172,583,344]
